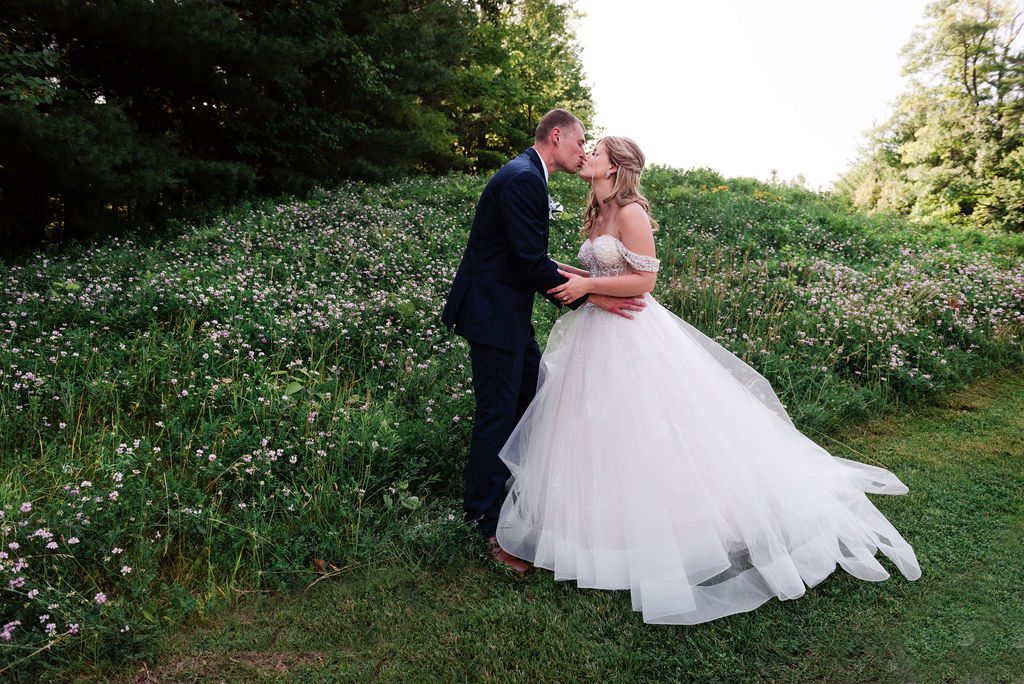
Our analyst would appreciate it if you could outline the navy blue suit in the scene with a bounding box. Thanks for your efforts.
[442,147,585,537]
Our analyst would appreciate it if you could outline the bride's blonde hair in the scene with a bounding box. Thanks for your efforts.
[582,136,659,237]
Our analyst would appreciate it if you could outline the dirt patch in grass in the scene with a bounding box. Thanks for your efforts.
[129,650,329,682]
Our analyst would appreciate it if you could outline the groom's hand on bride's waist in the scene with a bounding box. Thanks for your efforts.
[588,294,646,320]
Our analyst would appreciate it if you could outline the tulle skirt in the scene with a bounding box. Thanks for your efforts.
[495,294,921,625]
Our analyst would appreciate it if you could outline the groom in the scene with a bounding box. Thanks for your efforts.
[441,109,645,572]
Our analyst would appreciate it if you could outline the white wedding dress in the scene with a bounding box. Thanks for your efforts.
[495,234,921,625]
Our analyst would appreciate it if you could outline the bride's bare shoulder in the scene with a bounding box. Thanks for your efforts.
[618,203,653,236]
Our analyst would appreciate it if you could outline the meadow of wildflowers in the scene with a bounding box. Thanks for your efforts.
[1,167,1022,677]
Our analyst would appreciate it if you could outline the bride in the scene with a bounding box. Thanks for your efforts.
[494,136,921,625]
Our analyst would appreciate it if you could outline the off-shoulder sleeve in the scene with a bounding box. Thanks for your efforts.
[616,240,660,273]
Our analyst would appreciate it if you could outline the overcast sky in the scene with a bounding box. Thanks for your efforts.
[575,0,933,189]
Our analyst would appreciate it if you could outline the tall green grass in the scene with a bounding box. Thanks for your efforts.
[1,168,1021,678]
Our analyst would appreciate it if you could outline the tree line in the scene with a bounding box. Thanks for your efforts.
[840,0,1024,233]
[0,0,592,256]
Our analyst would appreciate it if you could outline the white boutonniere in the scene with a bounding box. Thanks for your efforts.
[548,194,564,220]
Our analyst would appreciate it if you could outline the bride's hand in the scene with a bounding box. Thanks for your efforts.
[548,269,591,303]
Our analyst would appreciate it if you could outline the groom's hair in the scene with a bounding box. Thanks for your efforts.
[535,109,582,142]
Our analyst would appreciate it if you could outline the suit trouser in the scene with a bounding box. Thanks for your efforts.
[464,336,542,537]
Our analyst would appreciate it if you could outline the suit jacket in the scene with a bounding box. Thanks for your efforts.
[441,147,585,352]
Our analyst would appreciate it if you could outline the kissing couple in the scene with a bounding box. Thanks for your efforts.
[441,109,920,624]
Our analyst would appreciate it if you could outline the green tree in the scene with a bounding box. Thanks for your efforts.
[445,0,594,171]
[839,0,1024,232]
[0,0,593,255]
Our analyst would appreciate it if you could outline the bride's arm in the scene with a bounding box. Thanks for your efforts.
[580,262,656,297]
[549,206,657,301]
[555,261,590,277]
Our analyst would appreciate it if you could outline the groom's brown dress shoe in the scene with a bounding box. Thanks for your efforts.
[487,536,531,574]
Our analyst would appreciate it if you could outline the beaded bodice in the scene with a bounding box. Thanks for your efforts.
[577,234,660,278]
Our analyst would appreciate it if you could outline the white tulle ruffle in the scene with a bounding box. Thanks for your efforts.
[495,294,921,625]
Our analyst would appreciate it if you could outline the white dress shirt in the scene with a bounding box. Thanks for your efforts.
[533,147,549,184]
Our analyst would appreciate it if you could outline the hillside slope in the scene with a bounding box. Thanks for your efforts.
[1,169,1021,677]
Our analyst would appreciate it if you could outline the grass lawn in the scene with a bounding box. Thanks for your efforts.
[108,364,1024,684]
